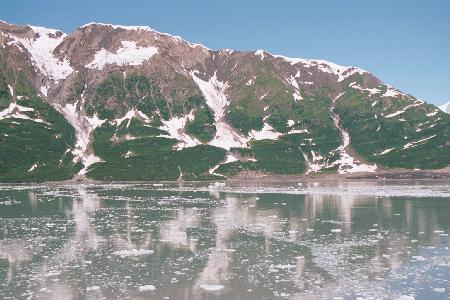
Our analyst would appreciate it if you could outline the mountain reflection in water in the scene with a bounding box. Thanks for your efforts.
[0,181,449,299]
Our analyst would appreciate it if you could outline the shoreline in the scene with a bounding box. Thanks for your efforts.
[1,169,450,185]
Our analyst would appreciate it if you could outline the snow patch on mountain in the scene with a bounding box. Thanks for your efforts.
[112,109,149,127]
[382,86,406,98]
[86,114,107,129]
[293,90,303,101]
[7,85,13,97]
[86,41,158,70]
[249,123,282,140]
[160,114,201,150]
[385,101,423,118]
[274,54,366,81]
[425,110,439,117]
[28,163,38,172]
[209,154,238,175]
[287,76,303,100]
[80,22,209,50]
[59,103,104,174]
[81,22,155,32]
[349,83,382,96]
[331,113,377,174]
[403,135,437,150]
[8,26,73,81]
[191,71,248,149]
[335,130,377,174]
[375,148,395,156]
[0,102,47,123]
[302,149,326,174]
[439,101,450,114]
[288,129,309,134]
[254,50,266,60]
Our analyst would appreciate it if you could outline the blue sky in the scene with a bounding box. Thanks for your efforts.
[2,0,449,105]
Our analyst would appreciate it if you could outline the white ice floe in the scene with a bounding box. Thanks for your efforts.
[138,285,156,292]
[8,26,73,80]
[153,182,450,197]
[199,284,225,291]
[113,249,154,257]
[86,41,158,70]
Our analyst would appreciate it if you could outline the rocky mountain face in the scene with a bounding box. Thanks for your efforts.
[0,20,449,182]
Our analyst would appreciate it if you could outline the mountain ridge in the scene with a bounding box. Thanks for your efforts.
[0,20,449,182]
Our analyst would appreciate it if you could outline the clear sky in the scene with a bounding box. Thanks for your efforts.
[1,0,449,105]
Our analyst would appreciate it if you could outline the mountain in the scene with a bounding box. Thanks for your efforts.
[0,20,449,182]
[439,101,450,114]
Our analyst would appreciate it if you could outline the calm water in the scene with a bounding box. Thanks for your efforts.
[0,181,449,300]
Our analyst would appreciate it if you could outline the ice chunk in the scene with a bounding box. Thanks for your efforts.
[113,249,154,257]
[199,284,225,291]
[139,285,156,292]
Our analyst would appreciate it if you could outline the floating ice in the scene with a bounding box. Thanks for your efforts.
[200,284,225,291]
[139,285,156,292]
[113,249,154,257]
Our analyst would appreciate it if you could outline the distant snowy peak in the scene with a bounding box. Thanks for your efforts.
[439,101,450,114]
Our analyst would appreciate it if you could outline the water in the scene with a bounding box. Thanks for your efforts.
[0,181,449,300]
